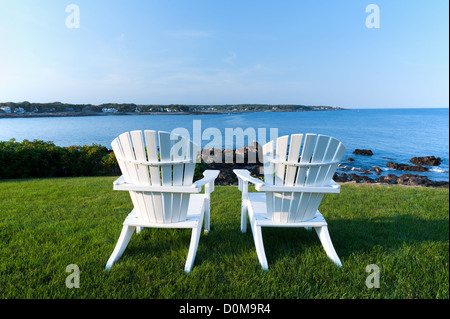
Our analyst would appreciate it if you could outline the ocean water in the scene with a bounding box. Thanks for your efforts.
[0,108,448,182]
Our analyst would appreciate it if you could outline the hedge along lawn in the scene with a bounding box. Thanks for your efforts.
[0,177,448,299]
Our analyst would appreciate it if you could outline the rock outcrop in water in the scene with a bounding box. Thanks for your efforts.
[353,149,373,156]
[332,172,448,188]
[200,145,448,188]
[201,142,263,186]
[410,156,442,166]
[386,161,428,172]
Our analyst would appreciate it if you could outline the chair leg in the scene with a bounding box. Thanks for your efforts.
[204,196,210,234]
[240,180,249,233]
[252,224,269,270]
[184,222,202,274]
[105,225,136,270]
[241,200,248,233]
[314,226,342,267]
[184,206,205,274]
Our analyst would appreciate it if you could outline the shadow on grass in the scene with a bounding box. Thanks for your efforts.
[105,223,258,271]
[254,215,449,266]
[104,213,448,271]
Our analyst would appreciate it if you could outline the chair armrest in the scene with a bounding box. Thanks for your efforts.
[113,175,201,193]
[259,180,341,193]
[113,175,126,186]
[192,170,220,188]
[330,180,340,189]
[233,169,264,188]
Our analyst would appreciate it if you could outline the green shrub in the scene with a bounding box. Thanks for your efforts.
[0,139,117,179]
[0,139,207,180]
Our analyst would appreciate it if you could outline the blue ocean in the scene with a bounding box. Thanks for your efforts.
[0,108,448,182]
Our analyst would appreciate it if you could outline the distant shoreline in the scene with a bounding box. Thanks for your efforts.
[0,109,344,119]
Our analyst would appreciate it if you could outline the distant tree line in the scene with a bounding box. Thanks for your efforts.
[0,101,342,114]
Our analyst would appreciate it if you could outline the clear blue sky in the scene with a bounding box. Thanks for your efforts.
[0,0,448,108]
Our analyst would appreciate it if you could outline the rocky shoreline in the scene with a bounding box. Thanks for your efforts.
[200,144,448,188]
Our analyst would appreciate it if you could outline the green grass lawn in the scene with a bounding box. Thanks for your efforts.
[0,176,448,299]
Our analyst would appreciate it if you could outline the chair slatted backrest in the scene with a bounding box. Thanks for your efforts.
[111,130,199,224]
[262,134,345,223]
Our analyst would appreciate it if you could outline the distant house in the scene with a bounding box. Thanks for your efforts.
[15,107,26,114]
[135,107,141,113]
[0,106,12,113]
[102,108,118,113]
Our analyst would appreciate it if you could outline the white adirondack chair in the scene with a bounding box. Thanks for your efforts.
[234,134,346,270]
[105,130,219,273]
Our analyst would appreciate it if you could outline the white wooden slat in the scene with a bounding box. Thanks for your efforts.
[130,131,151,186]
[112,137,143,221]
[144,130,163,223]
[144,130,160,186]
[159,131,172,223]
[183,140,199,186]
[179,140,197,221]
[262,141,275,220]
[273,136,288,222]
[262,140,274,186]
[303,193,324,221]
[290,134,317,222]
[261,140,275,220]
[297,135,329,221]
[111,138,130,182]
[171,134,185,222]
[284,134,303,186]
[295,134,317,187]
[287,192,303,223]
[117,132,148,222]
[305,135,329,186]
[131,130,158,223]
[265,191,274,221]
[159,131,172,185]
[171,134,185,185]
[315,137,340,186]
[323,142,346,184]
[275,135,289,186]
[179,193,191,222]
[118,132,140,184]
[284,134,303,223]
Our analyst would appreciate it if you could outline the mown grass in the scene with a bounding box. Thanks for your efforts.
[0,177,448,299]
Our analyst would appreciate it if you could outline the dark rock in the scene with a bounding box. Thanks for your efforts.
[386,161,428,172]
[200,144,448,188]
[333,172,350,183]
[347,158,355,162]
[370,167,382,175]
[349,173,374,183]
[410,156,442,166]
[353,149,373,156]
[201,142,263,185]
[375,174,448,188]
[375,174,398,185]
